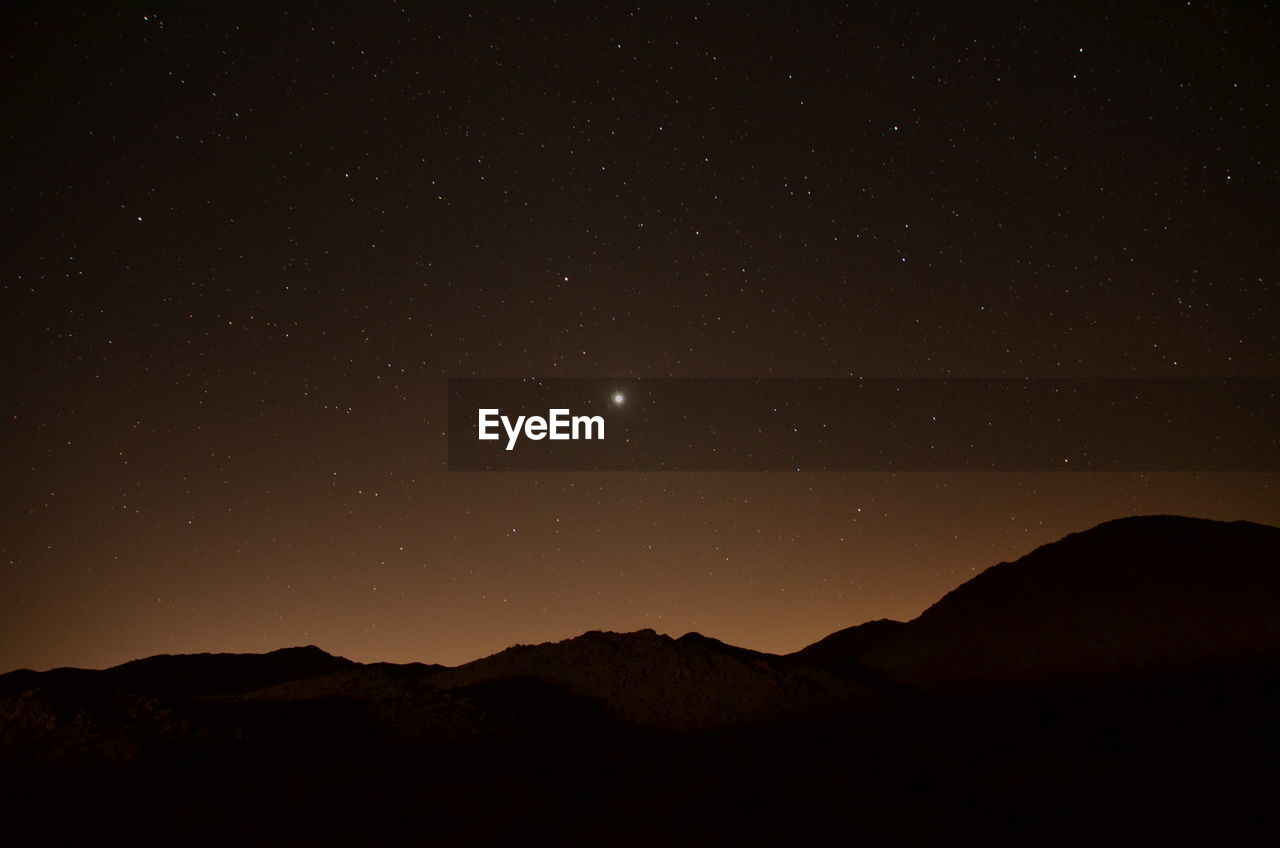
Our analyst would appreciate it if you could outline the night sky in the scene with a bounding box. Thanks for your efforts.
[4,2,1277,672]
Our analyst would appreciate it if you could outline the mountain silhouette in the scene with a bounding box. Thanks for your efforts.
[5,514,1278,762]
[0,644,354,699]
[429,627,878,730]
[3,515,1278,845]
[783,618,907,674]
[856,515,1280,690]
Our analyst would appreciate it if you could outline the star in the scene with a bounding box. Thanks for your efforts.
[612,392,625,405]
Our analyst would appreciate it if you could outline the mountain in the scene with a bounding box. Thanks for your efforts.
[4,515,1276,750]
[429,628,879,731]
[3,515,1278,845]
[103,644,357,696]
[783,618,906,675]
[0,646,361,765]
[0,645,355,699]
[4,515,1277,762]
[858,515,1280,690]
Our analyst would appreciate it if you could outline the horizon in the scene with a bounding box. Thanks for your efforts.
[8,511,1274,674]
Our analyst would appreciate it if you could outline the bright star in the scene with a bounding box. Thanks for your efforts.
[612,392,625,405]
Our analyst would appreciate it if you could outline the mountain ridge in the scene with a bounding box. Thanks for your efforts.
[3,514,1277,764]
[857,514,1280,689]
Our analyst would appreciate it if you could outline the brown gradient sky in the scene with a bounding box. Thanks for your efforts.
[3,2,1277,671]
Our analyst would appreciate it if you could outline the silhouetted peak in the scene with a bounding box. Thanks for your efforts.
[430,627,876,730]
[677,631,771,661]
[1080,513,1269,534]
[784,619,907,674]
[266,645,344,661]
[861,515,1280,690]
[578,627,663,643]
[90,645,358,698]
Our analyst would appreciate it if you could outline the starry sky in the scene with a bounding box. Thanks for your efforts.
[3,1,1277,672]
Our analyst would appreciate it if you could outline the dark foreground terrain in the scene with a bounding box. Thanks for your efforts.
[3,516,1278,845]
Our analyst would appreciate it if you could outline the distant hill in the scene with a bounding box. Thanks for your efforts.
[429,628,878,730]
[3,514,1277,768]
[0,646,360,765]
[3,515,1279,845]
[783,618,907,675]
[0,645,354,699]
[857,515,1280,690]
